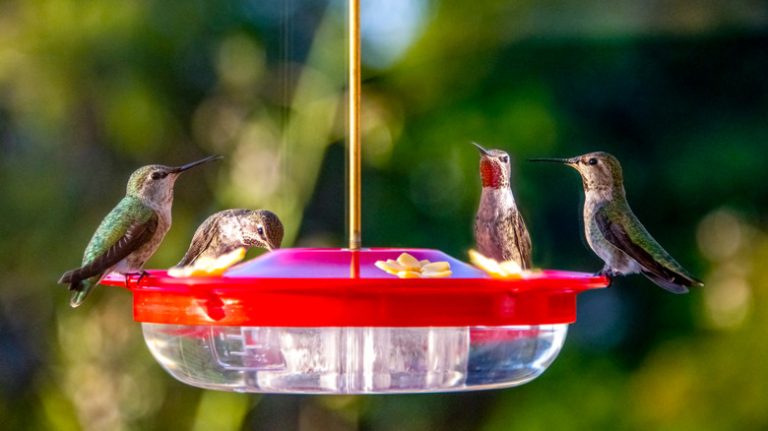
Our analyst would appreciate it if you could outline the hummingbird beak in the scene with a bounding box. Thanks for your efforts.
[529,157,578,166]
[170,155,223,174]
[471,142,491,156]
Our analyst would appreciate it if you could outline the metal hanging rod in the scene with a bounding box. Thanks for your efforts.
[348,0,362,250]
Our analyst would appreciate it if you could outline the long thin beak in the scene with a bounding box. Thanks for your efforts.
[171,155,223,174]
[471,142,490,156]
[529,157,577,166]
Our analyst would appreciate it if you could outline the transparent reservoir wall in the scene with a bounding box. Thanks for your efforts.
[142,323,568,393]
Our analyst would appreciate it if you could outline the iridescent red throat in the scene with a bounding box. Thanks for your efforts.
[480,159,504,188]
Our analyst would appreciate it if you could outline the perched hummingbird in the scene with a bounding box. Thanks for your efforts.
[58,155,222,307]
[472,142,533,269]
[176,209,284,267]
[531,151,703,293]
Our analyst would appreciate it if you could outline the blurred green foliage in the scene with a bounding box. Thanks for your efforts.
[1,0,767,430]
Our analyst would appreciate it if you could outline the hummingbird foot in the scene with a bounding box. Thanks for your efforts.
[136,270,150,285]
[123,270,150,288]
[594,267,615,287]
[595,265,618,277]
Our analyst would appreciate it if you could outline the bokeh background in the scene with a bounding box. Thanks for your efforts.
[1,0,767,429]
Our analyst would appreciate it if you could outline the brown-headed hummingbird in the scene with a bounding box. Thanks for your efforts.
[176,209,284,267]
[58,155,222,307]
[473,142,533,269]
[531,151,703,293]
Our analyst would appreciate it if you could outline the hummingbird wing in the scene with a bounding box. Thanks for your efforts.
[484,208,532,269]
[594,204,702,293]
[510,209,533,269]
[176,214,219,266]
[59,197,158,284]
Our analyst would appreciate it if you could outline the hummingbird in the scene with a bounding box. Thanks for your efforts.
[531,151,703,293]
[176,209,284,267]
[58,155,222,307]
[472,142,533,269]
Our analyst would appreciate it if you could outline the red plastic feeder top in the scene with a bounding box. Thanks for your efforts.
[102,248,608,327]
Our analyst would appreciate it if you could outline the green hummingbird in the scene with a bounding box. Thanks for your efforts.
[58,155,221,307]
[176,209,284,267]
[472,142,532,269]
[531,151,703,293]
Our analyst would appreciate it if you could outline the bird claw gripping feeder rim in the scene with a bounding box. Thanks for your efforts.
[100,0,609,394]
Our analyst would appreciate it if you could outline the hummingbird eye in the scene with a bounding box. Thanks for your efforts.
[151,171,168,180]
[499,155,509,163]
[588,158,598,165]
[257,226,265,237]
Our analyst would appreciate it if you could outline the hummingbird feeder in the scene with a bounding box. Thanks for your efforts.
[101,0,608,394]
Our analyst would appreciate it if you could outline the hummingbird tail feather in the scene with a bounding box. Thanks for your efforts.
[58,269,76,285]
[70,290,88,308]
[641,270,690,294]
[68,278,96,308]
[59,269,96,307]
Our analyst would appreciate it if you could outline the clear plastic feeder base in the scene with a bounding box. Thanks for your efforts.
[142,324,567,394]
[101,248,607,394]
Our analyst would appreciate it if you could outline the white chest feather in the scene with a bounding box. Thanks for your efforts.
[114,202,172,273]
[475,187,517,258]
[477,188,515,221]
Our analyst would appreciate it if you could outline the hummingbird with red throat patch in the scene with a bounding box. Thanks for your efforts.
[58,155,222,307]
[473,142,532,269]
[531,151,703,293]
